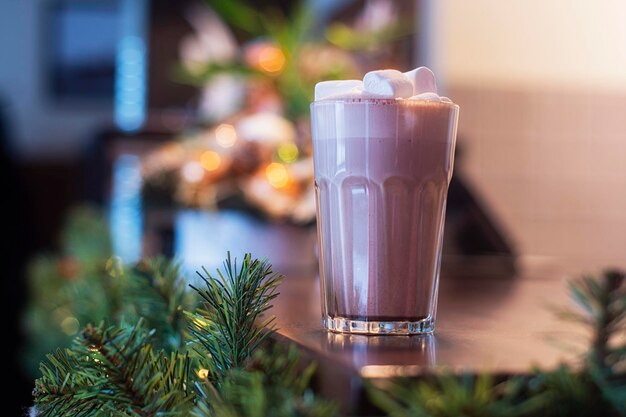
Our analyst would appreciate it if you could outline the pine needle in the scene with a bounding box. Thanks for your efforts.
[189,252,284,377]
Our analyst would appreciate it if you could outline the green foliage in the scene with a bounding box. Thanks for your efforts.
[193,345,337,417]
[204,0,263,36]
[24,207,197,375]
[32,251,334,417]
[60,206,112,265]
[525,366,603,417]
[189,253,283,376]
[24,208,124,374]
[367,374,540,417]
[129,257,196,351]
[562,270,626,368]
[566,270,626,415]
[324,20,415,51]
[33,320,194,417]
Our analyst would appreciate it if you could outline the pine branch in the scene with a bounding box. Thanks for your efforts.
[563,270,626,369]
[367,374,542,417]
[566,270,626,415]
[32,348,107,417]
[130,257,197,351]
[192,345,337,417]
[61,205,112,265]
[33,320,194,417]
[189,253,283,377]
[526,365,606,417]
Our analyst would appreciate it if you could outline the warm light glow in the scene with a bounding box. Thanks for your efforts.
[215,123,238,148]
[265,163,289,188]
[277,143,299,163]
[182,161,204,183]
[258,45,286,73]
[192,316,209,328]
[105,256,124,277]
[61,316,80,336]
[197,368,209,379]
[200,151,222,171]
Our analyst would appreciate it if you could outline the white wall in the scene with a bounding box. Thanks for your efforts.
[426,0,626,270]
[0,0,112,160]
[430,0,626,92]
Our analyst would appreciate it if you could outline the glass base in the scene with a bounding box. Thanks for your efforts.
[323,315,435,335]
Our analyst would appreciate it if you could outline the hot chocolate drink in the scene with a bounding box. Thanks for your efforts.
[311,68,459,334]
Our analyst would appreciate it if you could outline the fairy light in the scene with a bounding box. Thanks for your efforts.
[200,151,221,171]
[258,45,286,73]
[105,256,124,278]
[266,163,289,188]
[192,316,209,328]
[215,123,238,148]
[277,143,299,163]
[197,368,209,379]
[182,161,204,183]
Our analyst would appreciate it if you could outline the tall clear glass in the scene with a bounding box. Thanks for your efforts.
[311,98,459,334]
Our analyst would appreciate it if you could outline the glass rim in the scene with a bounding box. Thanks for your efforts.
[311,98,459,109]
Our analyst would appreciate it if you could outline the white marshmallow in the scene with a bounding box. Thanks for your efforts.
[409,92,441,101]
[323,87,370,100]
[314,80,363,101]
[363,69,413,98]
[404,66,437,95]
[313,66,453,104]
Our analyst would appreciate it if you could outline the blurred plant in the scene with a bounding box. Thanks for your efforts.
[23,207,197,375]
[367,374,543,417]
[142,0,412,222]
[178,0,357,120]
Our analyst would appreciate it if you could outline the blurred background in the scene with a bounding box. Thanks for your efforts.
[2,0,625,413]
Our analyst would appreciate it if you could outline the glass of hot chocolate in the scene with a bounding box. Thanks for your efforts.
[311,67,459,334]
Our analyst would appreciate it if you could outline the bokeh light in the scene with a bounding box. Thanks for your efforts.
[105,256,124,278]
[277,143,299,163]
[60,316,80,336]
[200,151,221,171]
[215,123,238,148]
[258,45,286,73]
[182,161,205,183]
[265,162,289,188]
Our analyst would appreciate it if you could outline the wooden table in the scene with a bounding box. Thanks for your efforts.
[270,258,583,414]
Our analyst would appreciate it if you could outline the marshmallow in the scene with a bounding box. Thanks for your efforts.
[313,66,453,104]
[404,66,437,95]
[314,80,363,101]
[363,70,413,98]
[323,87,369,100]
[409,92,441,101]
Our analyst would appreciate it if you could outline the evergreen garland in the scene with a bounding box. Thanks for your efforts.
[31,247,335,417]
